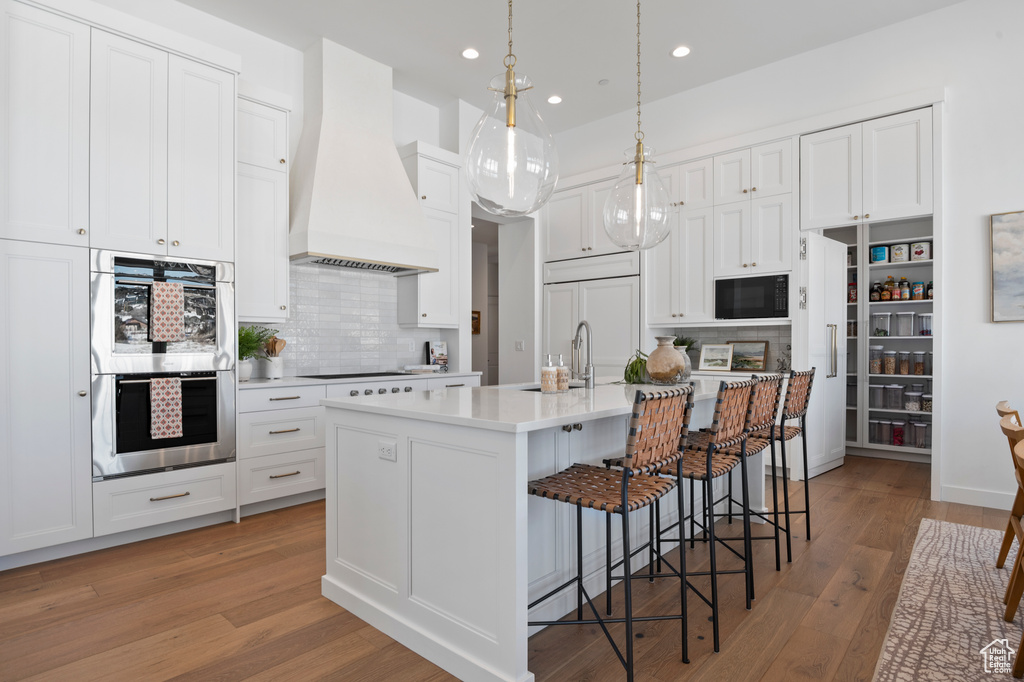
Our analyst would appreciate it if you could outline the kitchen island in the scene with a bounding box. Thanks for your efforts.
[320,379,763,682]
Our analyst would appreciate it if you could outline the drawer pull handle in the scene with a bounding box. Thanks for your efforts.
[269,396,301,401]
[269,427,300,434]
[269,471,301,479]
[150,491,190,502]
[446,383,465,388]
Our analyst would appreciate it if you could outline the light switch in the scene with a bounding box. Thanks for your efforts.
[514,340,525,351]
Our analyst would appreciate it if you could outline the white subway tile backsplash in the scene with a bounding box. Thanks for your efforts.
[678,324,792,372]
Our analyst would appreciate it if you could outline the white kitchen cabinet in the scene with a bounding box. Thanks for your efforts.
[542,177,620,261]
[645,207,714,325]
[89,30,169,255]
[398,143,461,328]
[714,193,793,278]
[1,3,90,247]
[667,157,714,210]
[237,96,290,323]
[713,140,792,205]
[801,108,932,230]
[426,375,481,390]
[0,240,93,555]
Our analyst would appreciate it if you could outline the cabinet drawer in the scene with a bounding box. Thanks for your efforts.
[238,449,325,505]
[93,462,236,537]
[238,406,325,458]
[238,384,326,412]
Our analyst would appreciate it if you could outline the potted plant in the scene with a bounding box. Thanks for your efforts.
[237,325,278,381]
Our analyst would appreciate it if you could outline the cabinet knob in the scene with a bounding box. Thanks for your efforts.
[158,239,165,245]
[573,423,583,431]
[279,159,286,164]
[78,229,86,235]
[678,312,684,317]
[78,390,87,397]
[562,424,572,432]
[671,314,678,317]
[392,387,400,393]
[752,262,757,267]
[743,263,749,267]
[743,188,748,194]
[378,388,387,394]
[404,386,412,392]
[751,187,757,192]
[350,390,359,397]
[280,305,286,310]
[364,389,373,395]
[421,313,427,317]
[864,213,870,219]
[853,215,859,220]
[421,195,427,200]
[172,240,180,246]
[588,247,593,251]
[582,248,587,252]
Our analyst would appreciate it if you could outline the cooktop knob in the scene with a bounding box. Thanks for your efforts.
[364,389,373,395]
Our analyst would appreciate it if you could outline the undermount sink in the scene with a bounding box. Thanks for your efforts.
[504,383,587,392]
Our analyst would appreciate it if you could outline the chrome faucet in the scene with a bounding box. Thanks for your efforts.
[571,320,595,389]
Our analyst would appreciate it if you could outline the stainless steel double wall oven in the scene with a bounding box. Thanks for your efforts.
[90,250,235,480]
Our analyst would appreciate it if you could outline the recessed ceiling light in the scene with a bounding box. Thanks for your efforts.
[547,95,562,104]
[462,48,479,60]
[598,78,610,86]
[671,45,691,58]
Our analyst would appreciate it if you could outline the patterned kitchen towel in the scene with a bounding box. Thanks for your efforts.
[150,378,183,439]
[149,282,186,342]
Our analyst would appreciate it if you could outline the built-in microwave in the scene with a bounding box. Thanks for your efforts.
[715,274,789,320]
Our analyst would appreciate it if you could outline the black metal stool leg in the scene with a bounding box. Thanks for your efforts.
[606,513,613,616]
[727,469,734,524]
[622,506,635,681]
[576,503,584,620]
[689,477,696,549]
[802,416,811,541]
[779,426,793,561]
[770,437,781,571]
[654,500,662,576]
[705,475,720,652]
[739,444,754,607]
[649,505,656,582]
[678,469,689,664]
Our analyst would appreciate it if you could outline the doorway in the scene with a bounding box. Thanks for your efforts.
[471,218,499,385]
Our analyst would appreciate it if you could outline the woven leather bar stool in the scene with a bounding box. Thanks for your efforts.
[749,368,816,562]
[527,386,694,679]
[656,379,755,653]
[997,400,1022,585]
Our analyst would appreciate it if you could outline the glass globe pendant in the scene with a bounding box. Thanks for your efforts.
[465,1,558,217]
[602,0,672,251]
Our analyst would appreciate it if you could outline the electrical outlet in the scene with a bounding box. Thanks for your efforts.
[377,440,397,462]
[514,340,525,351]
[407,340,416,352]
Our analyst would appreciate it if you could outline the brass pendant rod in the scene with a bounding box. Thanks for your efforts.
[633,0,645,185]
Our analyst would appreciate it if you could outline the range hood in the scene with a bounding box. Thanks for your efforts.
[289,39,437,275]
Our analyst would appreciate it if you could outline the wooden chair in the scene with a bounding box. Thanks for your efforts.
[527,386,694,679]
[1009,438,1024,679]
[997,401,1023,577]
[999,414,1024,623]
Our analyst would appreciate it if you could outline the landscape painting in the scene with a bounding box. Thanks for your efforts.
[992,210,1024,322]
[729,341,769,371]
[698,344,733,371]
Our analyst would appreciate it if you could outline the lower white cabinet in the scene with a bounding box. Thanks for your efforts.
[93,462,236,537]
[238,450,325,506]
[0,240,93,555]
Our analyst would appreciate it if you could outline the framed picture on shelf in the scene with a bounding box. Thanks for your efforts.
[471,310,481,334]
[698,344,733,371]
[728,340,769,371]
[991,210,1024,322]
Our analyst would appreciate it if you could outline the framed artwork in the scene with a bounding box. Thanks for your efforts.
[471,310,481,334]
[991,210,1024,322]
[729,340,769,371]
[698,344,733,371]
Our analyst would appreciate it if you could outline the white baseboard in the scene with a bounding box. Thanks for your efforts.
[941,485,1014,512]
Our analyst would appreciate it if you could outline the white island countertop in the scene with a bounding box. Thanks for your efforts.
[321,378,724,433]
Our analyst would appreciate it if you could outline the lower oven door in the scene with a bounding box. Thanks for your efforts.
[92,370,236,480]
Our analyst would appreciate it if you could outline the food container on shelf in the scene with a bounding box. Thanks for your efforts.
[904,391,923,411]
[912,351,926,376]
[917,313,933,336]
[911,282,925,300]
[922,393,933,412]
[898,350,911,375]
[872,378,888,405]
[895,311,915,337]
[848,283,857,303]
[883,350,897,375]
[911,242,931,261]
[869,419,881,443]
[847,320,858,337]
[925,352,933,375]
[847,379,857,407]
[891,244,910,262]
[872,312,892,337]
[870,246,890,263]
[886,384,904,409]
[879,420,892,444]
[869,346,884,374]
[891,420,906,446]
[910,382,924,393]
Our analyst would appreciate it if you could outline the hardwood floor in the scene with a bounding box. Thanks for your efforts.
[0,456,1003,681]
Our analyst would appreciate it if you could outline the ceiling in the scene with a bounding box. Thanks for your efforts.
[178,0,964,133]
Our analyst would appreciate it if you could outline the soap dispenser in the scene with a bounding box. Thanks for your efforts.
[556,354,570,393]
[541,354,557,394]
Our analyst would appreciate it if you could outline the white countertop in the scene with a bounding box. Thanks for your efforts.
[321,378,722,433]
[238,371,481,390]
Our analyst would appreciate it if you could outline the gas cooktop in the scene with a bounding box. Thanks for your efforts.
[296,372,406,380]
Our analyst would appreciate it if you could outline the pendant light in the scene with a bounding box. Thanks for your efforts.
[466,0,558,217]
[602,0,671,251]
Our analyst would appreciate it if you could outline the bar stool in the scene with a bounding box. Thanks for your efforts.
[997,410,1024,612]
[749,368,816,561]
[527,386,694,679]
[997,401,1022,579]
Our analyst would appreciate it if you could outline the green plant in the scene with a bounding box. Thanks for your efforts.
[238,325,278,361]
[674,336,697,350]
[623,349,649,384]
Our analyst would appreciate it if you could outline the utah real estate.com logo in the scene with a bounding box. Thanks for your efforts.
[980,639,1015,674]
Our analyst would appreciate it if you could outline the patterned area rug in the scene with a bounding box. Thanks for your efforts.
[874,518,1021,680]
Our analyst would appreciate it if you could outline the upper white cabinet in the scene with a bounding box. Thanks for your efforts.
[542,177,620,262]
[645,207,714,325]
[714,195,793,277]
[713,140,792,205]
[800,108,932,230]
[667,157,713,210]
[237,97,290,322]
[1,2,90,246]
[398,142,461,328]
[0,240,93,555]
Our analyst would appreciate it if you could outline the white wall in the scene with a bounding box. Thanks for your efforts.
[471,243,489,384]
[555,0,1024,508]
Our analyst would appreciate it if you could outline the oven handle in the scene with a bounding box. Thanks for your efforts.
[116,278,215,290]
[119,377,213,385]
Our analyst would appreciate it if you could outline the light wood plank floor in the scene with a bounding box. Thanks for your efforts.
[0,456,1004,681]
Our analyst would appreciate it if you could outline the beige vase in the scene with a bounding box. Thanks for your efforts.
[646,336,691,385]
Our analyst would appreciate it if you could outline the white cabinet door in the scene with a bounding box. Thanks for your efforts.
[750,139,792,198]
[749,194,793,275]
[237,163,289,322]
[644,227,677,326]
[678,208,715,323]
[0,241,92,555]
[674,157,714,210]
[863,109,933,222]
[415,157,460,215]
[542,282,578,364]
[543,187,588,261]
[89,30,169,255]
[713,202,751,277]
[713,149,750,204]
[586,177,621,256]
[579,276,640,378]
[800,123,862,230]
[237,98,288,171]
[397,208,458,327]
[1,3,90,246]
[167,55,235,262]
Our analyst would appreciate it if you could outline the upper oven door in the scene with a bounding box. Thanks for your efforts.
[91,250,234,374]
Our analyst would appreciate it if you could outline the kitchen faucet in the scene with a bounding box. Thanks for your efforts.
[571,320,595,389]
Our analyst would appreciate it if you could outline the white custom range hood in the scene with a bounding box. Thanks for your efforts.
[289,39,437,275]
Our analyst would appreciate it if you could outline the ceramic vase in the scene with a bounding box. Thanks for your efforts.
[646,336,691,385]
[237,359,253,382]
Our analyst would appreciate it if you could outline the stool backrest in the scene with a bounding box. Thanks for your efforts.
[624,385,694,472]
[748,373,785,433]
[706,379,756,449]
[1015,440,1024,490]
[997,400,1020,423]
[780,368,816,420]
[1001,414,1024,454]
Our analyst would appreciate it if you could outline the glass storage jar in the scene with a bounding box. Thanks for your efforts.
[879,420,892,445]
[847,379,857,407]
[869,419,881,443]
[912,351,926,375]
[917,313,933,336]
[904,391,922,411]
[886,384,904,409]
[869,384,885,408]
[869,345,884,374]
[891,420,906,446]
[909,422,928,448]
[898,350,911,375]
[910,382,924,393]
[883,350,897,375]
[895,311,915,337]
[922,393,933,412]
[872,312,892,337]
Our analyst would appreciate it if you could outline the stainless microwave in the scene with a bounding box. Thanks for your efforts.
[715,274,789,320]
